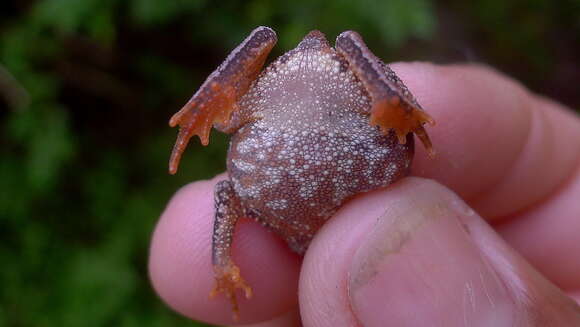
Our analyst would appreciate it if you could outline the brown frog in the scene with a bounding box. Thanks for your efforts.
[168,26,434,319]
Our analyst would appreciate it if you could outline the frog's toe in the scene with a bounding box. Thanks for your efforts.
[369,98,435,156]
[210,263,253,320]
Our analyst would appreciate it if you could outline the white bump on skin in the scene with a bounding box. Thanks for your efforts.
[266,199,288,210]
[232,159,256,172]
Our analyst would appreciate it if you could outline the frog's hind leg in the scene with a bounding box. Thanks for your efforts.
[335,31,435,155]
[168,26,277,174]
[210,180,252,320]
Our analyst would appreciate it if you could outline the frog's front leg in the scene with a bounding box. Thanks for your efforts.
[335,31,435,155]
[168,26,277,174]
[210,180,252,320]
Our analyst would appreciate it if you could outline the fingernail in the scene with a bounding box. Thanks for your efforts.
[348,180,517,327]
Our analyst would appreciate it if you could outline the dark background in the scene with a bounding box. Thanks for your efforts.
[1,0,579,326]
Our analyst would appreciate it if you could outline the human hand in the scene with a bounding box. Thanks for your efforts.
[149,63,580,326]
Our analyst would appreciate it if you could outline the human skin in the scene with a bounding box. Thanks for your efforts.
[149,63,580,326]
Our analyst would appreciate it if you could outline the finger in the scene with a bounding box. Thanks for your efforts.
[300,177,580,327]
[390,63,580,220]
[496,165,580,289]
[234,308,301,327]
[149,176,301,326]
[393,63,580,290]
[572,292,580,305]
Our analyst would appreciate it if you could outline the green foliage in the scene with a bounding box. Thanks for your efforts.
[0,0,577,326]
[130,0,207,26]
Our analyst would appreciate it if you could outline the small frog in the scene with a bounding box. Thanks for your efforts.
[168,26,434,319]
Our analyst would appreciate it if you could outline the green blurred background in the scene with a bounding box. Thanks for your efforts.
[0,0,579,326]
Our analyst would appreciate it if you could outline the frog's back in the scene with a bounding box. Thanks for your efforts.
[225,31,413,253]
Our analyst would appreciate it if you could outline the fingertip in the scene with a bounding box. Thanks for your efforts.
[148,177,218,321]
[390,63,532,200]
[389,62,580,220]
[234,308,301,327]
[149,176,301,325]
[300,178,438,327]
[300,177,580,326]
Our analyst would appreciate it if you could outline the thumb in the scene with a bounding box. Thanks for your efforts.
[299,177,580,327]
